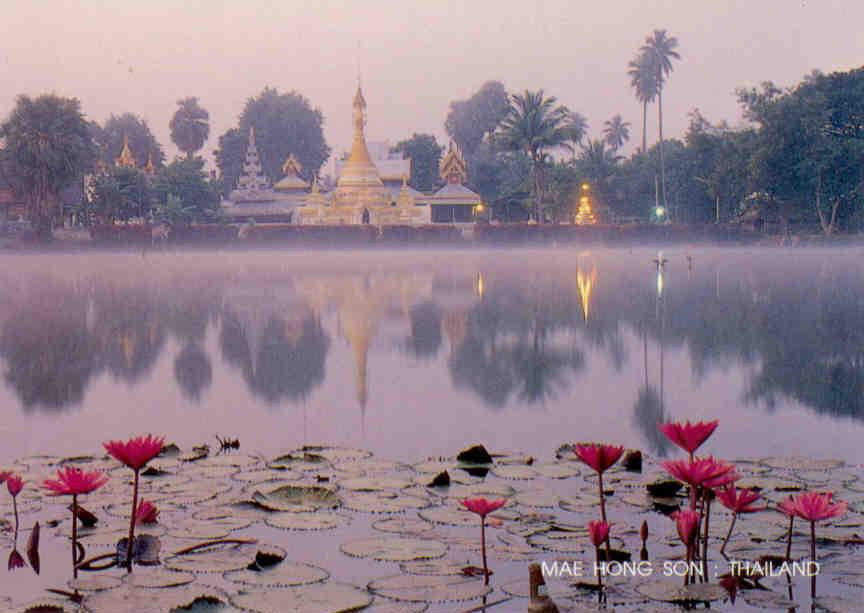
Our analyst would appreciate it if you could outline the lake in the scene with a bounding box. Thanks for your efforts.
[0,246,862,465]
[2,247,864,612]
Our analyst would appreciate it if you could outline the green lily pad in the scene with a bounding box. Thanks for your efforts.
[418,506,485,527]
[761,457,844,471]
[342,491,429,514]
[122,568,196,588]
[265,511,348,531]
[251,484,341,512]
[399,559,467,576]
[230,582,372,613]
[83,584,228,613]
[368,574,492,603]
[636,580,727,603]
[339,476,413,491]
[68,574,123,592]
[372,517,434,535]
[224,561,329,587]
[340,537,447,562]
[491,465,537,480]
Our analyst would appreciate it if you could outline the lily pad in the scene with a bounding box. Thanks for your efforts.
[399,559,468,576]
[372,517,434,535]
[164,542,257,573]
[265,511,348,531]
[418,506,485,527]
[368,574,492,603]
[251,484,341,512]
[224,561,329,587]
[491,465,537,480]
[741,589,799,609]
[230,582,372,613]
[83,584,228,613]
[342,491,429,514]
[636,580,727,603]
[68,574,123,592]
[122,568,196,588]
[340,537,446,562]
[761,457,843,471]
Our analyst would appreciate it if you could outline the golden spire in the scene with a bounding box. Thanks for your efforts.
[144,151,155,175]
[439,141,468,184]
[282,154,302,176]
[116,134,137,168]
[337,85,383,188]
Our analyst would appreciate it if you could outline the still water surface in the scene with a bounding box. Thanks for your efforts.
[0,247,862,465]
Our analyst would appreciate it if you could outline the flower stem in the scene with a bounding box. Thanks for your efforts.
[480,516,489,586]
[720,513,737,558]
[810,520,816,600]
[126,468,139,572]
[597,472,611,562]
[785,515,794,561]
[12,496,19,535]
[701,497,711,582]
[71,494,78,580]
[595,545,603,590]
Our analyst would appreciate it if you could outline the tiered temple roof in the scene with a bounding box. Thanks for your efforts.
[115,134,137,169]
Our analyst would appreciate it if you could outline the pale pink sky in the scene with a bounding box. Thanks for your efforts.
[1,1,861,169]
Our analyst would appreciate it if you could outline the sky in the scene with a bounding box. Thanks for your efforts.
[1,1,862,171]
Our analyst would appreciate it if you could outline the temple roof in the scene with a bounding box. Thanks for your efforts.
[274,154,309,192]
[439,141,467,184]
[116,134,137,168]
[337,86,384,188]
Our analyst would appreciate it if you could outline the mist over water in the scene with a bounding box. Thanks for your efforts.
[1,246,863,465]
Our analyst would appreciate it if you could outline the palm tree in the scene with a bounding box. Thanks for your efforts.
[627,51,658,154]
[603,115,631,151]
[497,90,572,223]
[640,30,680,210]
[561,111,589,160]
[169,97,210,159]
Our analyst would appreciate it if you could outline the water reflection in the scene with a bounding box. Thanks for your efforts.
[0,251,863,435]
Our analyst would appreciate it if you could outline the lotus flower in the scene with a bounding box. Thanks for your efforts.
[104,435,164,471]
[658,420,718,457]
[461,497,507,586]
[778,495,798,561]
[461,497,506,518]
[6,474,23,498]
[573,443,624,474]
[574,443,623,554]
[7,549,24,571]
[6,474,24,534]
[672,509,700,585]
[662,456,738,507]
[42,467,107,579]
[0,470,10,484]
[588,520,610,548]
[717,486,765,556]
[135,500,159,525]
[588,520,610,589]
[717,486,764,514]
[104,434,164,572]
[787,492,847,523]
[43,467,108,496]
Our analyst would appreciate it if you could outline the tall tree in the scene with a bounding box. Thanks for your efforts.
[497,90,572,223]
[640,30,680,211]
[92,113,164,169]
[603,115,631,151]
[152,157,219,223]
[627,51,658,153]
[561,111,589,159]
[170,97,210,159]
[90,166,152,223]
[392,133,443,192]
[215,87,330,193]
[444,81,510,157]
[0,94,97,239]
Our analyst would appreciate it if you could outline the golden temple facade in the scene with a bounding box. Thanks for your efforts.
[297,86,426,226]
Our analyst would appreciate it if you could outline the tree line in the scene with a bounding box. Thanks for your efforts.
[1,27,862,239]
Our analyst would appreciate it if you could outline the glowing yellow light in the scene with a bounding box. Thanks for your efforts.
[581,183,590,191]
[656,270,664,297]
[577,265,598,322]
[475,203,485,213]
[475,272,485,298]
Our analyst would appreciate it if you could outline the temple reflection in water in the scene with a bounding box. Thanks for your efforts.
[0,250,863,454]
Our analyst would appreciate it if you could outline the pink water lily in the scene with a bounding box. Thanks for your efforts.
[461,497,506,586]
[717,486,765,556]
[658,420,718,457]
[43,467,107,579]
[104,434,165,572]
[672,509,701,585]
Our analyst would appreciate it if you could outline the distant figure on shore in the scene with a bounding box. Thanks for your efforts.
[151,222,171,248]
